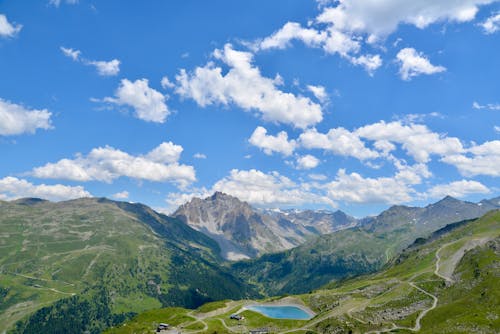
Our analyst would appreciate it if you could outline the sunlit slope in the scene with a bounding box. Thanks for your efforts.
[105,210,499,334]
[232,196,499,295]
[0,198,256,334]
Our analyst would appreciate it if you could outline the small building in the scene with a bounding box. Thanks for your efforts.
[249,327,269,334]
[156,323,170,332]
[230,313,244,320]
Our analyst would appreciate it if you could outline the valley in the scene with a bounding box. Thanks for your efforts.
[105,209,500,333]
[1,194,499,333]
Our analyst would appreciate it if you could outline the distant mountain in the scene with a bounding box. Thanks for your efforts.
[0,198,258,334]
[232,196,500,295]
[105,210,500,334]
[172,192,357,260]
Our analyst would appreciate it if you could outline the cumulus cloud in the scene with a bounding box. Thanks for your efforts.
[87,59,120,76]
[31,142,195,188]
[396,48,446,80]
[316,0,494,37]
[248,126,297,156]
[0,14,22,38]
[175,44,323,128]
[0,177,90,201]
[324,169,416,204]
[307,85,329,103]
[427,180,490,199]
[161,76,175,89]
[0,98,52,136]
[356,121,463,163]
[480,12,500,34]
[296,154,320,170]
[112,191,129,199]
[299,127,379,160]
[254,20,380,73]
[104,79,170,123]
[167,169,334,209]
[441,140,500,177]
[256,22,328,51]
[60,47,120,76]
[348,54,383,75]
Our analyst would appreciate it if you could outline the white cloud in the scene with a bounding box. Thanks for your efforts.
[31,142,196,188]
[248,126,297,156]
[167,169,334,209]
[0,14,22,38]
[494,125,500,133]
[396,48,446,80]
[112,191,129,199]
[60,47,120,76]
[87,59,120,76]
[296,155,320,170]
[316,0,494,37]
[480,12,500,34]
[0,98,52,136]
[348,54,383,74]
[60,46,81,61]
[356,121,463,163]
[253,0,491,75]
[212,169,334,207]
[473,101,500,110]
[427,180,490,199]
[0,177,90,201]
[324,169,416,204]
[441,140,500,177]
[256,22,328,51]
[146,141,183,164]
[161,76,175,89]
[175,44,323,128]
[299,127,379,160]
[193,153,207,159]
[104,79,170,123]
[307,85,329,103]
[49,0,78,7]
[308,173,328,181]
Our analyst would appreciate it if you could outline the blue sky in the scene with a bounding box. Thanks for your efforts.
[0,0,499,216]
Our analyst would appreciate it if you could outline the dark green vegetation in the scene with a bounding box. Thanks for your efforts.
[232,196,499,295]
[105,210,500,334]
[0,198,257,333]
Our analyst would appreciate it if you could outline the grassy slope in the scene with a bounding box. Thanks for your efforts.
[105,210,500,334]
[232,198,499,297]
[0,198,257,333]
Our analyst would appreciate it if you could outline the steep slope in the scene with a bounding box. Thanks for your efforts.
[232,196,500,295]
[173,192,357,260]
[0,198,257,334]
[104,210,500,334]
[265,209,358,234]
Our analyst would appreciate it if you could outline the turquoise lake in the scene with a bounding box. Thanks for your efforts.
[246,305,313,320]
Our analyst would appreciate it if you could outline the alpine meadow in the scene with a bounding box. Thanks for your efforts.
[1,1,499,333]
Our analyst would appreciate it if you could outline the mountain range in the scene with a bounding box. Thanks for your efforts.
[106,209,500,334]
[173,192,358,260]
[1,193,499,333]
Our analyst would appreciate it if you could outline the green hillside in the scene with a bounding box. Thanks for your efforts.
[232,197,496,295]
[104,210,500,333]
[0,198,257,334]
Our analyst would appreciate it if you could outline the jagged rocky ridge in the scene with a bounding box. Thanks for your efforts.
[172,192,357,260]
